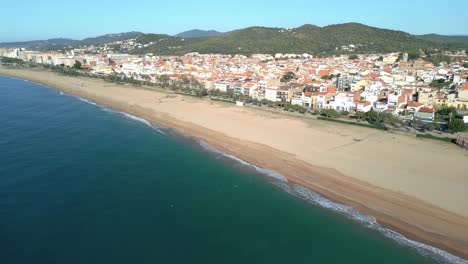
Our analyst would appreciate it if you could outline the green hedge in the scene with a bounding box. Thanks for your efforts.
[318,117,386,130]
[210,98,235,104]
[416,134,455,143]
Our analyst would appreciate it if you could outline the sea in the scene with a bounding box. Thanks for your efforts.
[0,75,465,264]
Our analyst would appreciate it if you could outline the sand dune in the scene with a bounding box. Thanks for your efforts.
[1,67,468,259]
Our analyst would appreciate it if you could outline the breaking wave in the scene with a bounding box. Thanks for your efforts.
[276,183,467,264]
[120,112,167,135]
[75,96,166,135]
[198,140,286,182]
[77,97,97,106]
[197,138,466,263]
[61,88,468,263]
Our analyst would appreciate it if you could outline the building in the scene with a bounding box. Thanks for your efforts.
[53,57,76,67]
[414,107,435,123]
[331,92,356,111]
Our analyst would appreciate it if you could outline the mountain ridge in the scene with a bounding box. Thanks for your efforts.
[1,24,467,55]
[175,29,224,38]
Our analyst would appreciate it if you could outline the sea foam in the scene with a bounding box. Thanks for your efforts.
[75,96,166,135]
[197,139,467,263]
[74,92,466,263]
[277,183,468,264]
[77,97,97,106]
[198,140,288,182]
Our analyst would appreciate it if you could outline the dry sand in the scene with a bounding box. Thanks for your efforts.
[1,67,468,259]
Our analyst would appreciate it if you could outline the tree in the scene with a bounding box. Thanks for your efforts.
[463,63,468,69]
[73,61,82,69]
[412,118,425,130]
[425,122,438,131]
[348,55,358,60]
[448,119,467,133]
[429,79,452,89]
[321,74,335,80]
[365,110,381,124]
[321,108,340,118]
[380,113,402,126]
[354,111,366,121]
[280,71,295,82]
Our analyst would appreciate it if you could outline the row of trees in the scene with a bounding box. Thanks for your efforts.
[321,109,402,127]
[0,57,24,64]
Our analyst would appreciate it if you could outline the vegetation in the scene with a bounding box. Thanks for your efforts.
[424,54,452,66]
[364,110,402,126]
[131,23,468,56]
[0,56,24,64]
[318,117,386,130]
[321,74,335,80]
[417,34,468,45]
[416,134,455,143]
[280,71,296,82]
[72,61,82,70]
[429,79,452,89]
[348,55,358,60]
[320,108,341,118]
[353,111,366,121]
[448,119,467,132]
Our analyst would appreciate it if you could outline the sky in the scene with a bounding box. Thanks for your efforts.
[2,0,468,42]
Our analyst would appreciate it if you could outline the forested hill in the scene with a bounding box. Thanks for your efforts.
[133,23,468,55]
[2,24,467,55]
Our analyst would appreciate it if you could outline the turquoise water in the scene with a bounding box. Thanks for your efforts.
[0,76,455,263]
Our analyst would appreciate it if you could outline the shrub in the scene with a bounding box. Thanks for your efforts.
[321,108,340,118]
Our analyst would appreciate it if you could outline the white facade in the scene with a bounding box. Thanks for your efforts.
[214,82,229,93]
[265,87,279,102]
[53,57,76,67]
[332,93,355,111]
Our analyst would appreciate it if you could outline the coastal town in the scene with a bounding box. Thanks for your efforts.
[1,41,468,146]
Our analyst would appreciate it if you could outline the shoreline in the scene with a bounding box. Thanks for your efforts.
[1,67,468,262]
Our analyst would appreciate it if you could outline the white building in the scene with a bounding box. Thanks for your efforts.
[214,82,229,92]
[53,57,76,67]
[265,87,279,102]
[331,93,355,111]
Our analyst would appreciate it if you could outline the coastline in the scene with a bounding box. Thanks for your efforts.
[1,67,468,261]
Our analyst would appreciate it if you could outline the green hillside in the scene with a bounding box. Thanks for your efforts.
[132,23,466,55]
[417,34,468,45]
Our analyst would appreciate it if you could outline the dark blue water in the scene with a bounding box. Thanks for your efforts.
[0,75,452,263]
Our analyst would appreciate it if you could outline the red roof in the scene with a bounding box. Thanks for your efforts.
[407,102,423,107]
[418,107,434,113]
[462,82,468,91]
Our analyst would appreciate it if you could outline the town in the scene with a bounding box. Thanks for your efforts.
[1,42,468,147]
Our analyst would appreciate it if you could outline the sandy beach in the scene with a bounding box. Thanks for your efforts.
[1,67,468,259]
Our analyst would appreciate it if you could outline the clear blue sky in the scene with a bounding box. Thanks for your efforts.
[2,0,467,42]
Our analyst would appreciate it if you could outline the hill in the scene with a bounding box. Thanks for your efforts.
[417,34,468,44]
[134,23,466,55]
[0,38,78,49]
[80,31,144,45]
[2,24,468,55]
[0,32,144,50]
[176,29,224,38]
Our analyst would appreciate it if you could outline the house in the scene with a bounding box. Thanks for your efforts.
[214,82,229,92]
[316,92,334,109]
[414,107,435,123]
[356,101,372,112]
[417,89,437,106]
[331,92,356,111]
[406,101,424,112]
[388,89,413,110]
